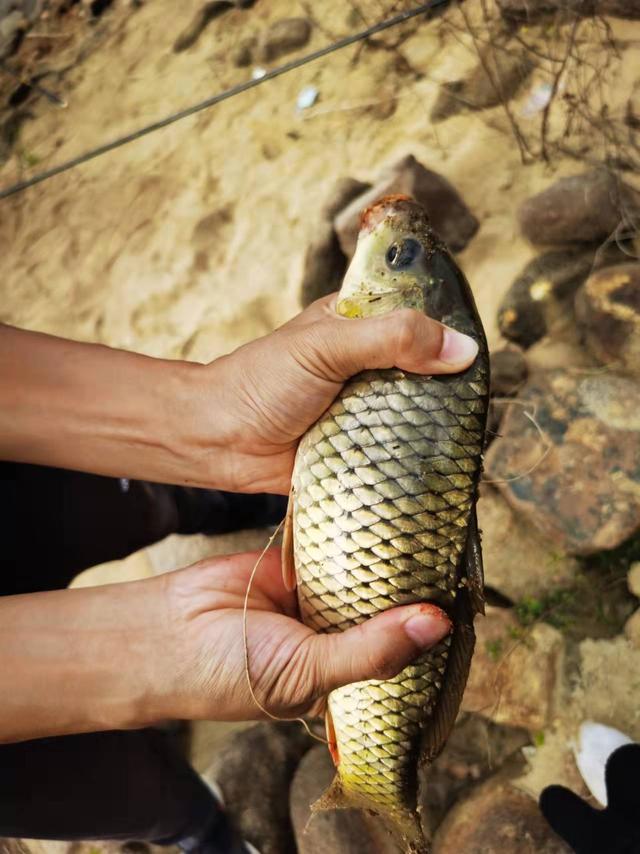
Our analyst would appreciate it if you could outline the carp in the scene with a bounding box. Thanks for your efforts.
[285,195,489,852]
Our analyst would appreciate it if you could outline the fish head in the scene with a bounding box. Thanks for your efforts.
[337,194,484,341]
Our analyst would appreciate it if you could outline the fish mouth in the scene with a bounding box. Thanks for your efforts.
[359,193,428,234]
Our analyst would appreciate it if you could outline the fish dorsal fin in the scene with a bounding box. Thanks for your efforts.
[281,491,297,593]
[465,504,486,616]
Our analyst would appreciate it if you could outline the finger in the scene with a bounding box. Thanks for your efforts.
[539,785,602,851]
[293,308,479,382]
[305,603,452,695]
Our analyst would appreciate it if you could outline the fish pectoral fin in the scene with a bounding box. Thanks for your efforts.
[281,491,296,593]
[464,504,485,616]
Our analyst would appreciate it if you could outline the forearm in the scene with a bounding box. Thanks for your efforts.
[0,577,172,743]
[0,323,226,486]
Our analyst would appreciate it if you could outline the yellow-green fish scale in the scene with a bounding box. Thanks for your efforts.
[293,365,488,815]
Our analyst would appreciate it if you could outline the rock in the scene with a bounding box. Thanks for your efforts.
[0,8,25,58]
[629,561,640,597]
[477,486,579,602]
[431,43,534,123]
[519,169,640,245]
[463,607,565,731]
[173,1,254,53]
[575,263,640,375]
[299,177,370,307]
[321,176,371,221]
[203,722,312,854]
[432,777,571,853]
[491,345,528,397]
[334,155,478,258]
[525,327,595,375]
[290,745,396,854]
[485,370,640,554]
[258,17,311,63]
[419,713,530,833]
[497,248,602,348]
[299,223,346,307]
[624,608,640,646]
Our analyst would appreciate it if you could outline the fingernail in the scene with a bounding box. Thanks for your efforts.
[404,606,452,648]
[439,328,479,366]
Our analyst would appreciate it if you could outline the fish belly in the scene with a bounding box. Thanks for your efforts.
[293,366,486,816]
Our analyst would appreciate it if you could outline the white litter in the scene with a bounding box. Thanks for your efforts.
[521,82,554,117]
[573,720,633,806]
[296,84,319,111]
[251,67,267,80]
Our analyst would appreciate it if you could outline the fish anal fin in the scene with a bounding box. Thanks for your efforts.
[311,775,351,813]
[281,492,296,592]
[419,588,476,768]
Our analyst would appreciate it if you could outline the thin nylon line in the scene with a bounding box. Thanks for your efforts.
[0,0,450,201]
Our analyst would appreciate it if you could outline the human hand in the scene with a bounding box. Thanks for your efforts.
[204,296,479,494]
[158,549,452,722]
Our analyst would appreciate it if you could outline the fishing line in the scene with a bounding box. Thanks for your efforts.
[242,518,328,745]
[0,0,451,201]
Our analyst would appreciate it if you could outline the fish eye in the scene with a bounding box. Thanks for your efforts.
[385,238,422,270]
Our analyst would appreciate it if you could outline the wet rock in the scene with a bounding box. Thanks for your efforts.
[491,345,528,397]
[334,155,478,258]
[519,169,640,245]
[299,223,346,307]
[477,486,579,602]
[431,43,534,123]
[419,713,530,833]
[433,777,571,853]
[485,370,640,554]
[624,608,640,646]
[290,745,396,854]
[203,722,312,854]
[575,263,640,375]
[463,607,565,731]
[258,17,311,63]
[497,248,607,348]
[629,561,640,597]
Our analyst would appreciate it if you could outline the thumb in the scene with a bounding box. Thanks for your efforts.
[307,603,452,696]
[297,308,479,381]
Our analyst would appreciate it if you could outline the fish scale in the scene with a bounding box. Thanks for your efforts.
[293,361,488,814]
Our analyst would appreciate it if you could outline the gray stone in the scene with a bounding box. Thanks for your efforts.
[258,17,311,63]
[203,722,312,854]
[334,155,478,258]
[321,176,371,221]
[431,43,534,123]
[519,169,640,245]
[433,777,572,853]
[491,345,528,397]
[290,745,396,854]
[575,263,640,375]
[485,369,640,554]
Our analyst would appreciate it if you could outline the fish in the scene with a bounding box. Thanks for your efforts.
[284,194,490,853]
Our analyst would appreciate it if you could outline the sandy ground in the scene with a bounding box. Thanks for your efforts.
[2,0,640,847]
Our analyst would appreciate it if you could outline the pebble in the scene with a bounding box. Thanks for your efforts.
[575,263,640,375]
[431,42,533,123]
[203,722,312,854]
[432,777,571,853]
[258,17,311,63]
[519,169,640,245]
[334,154,478,258]
[485,369,640,554]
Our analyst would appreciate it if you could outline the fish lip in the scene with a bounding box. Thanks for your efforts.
[359,193,421,234]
